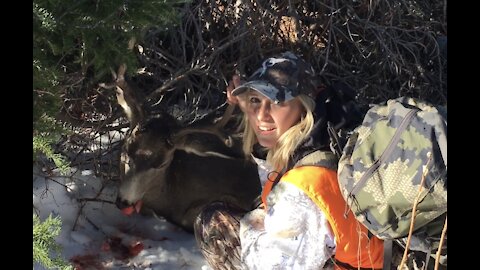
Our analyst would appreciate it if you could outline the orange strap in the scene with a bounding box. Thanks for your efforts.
[260,170,281,209]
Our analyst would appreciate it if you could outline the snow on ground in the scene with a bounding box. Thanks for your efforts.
[33,166,211,270]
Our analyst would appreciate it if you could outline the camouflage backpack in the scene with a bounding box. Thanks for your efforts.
[336,97,447,266]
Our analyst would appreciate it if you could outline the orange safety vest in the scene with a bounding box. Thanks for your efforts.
[261,165,384,269]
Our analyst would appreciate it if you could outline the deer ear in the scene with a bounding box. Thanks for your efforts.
[114,64,145,127]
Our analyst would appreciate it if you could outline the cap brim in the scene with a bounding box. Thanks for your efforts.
[231,81,294,103]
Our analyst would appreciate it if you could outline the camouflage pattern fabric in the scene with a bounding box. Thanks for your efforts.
[231,51,318,103]
[194,201,246,270]
[337,97,447,240]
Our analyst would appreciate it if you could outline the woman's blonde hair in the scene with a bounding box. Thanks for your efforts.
[241,94,316,170]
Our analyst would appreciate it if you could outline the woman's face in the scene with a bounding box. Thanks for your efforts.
[242,90,305,149]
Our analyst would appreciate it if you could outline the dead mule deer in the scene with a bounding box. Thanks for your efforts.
[109,65,261,232]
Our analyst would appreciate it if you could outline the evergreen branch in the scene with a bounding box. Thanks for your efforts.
[33,214,73,270]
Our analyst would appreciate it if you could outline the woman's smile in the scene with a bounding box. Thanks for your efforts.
[257,125,276,133]
[241,90,305,149]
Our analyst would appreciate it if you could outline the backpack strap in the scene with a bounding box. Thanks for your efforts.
[260,150,337,209]
[260,170,282,209]
[383,240,393,270]
[294,150,338,170]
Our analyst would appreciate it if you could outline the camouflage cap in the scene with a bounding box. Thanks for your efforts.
[232,51,318,103]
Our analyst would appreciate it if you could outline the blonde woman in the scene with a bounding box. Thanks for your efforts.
[194,52,384,270]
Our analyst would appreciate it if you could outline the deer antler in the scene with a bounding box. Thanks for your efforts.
[100,64,145,127]
[172,103,237,148]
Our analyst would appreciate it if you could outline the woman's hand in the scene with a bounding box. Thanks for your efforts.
[226,74,248,112]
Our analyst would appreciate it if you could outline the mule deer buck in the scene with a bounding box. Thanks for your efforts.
[107,64,261,232]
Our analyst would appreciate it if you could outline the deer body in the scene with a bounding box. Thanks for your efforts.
[140,150,260,230]
[112,65,261,232]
